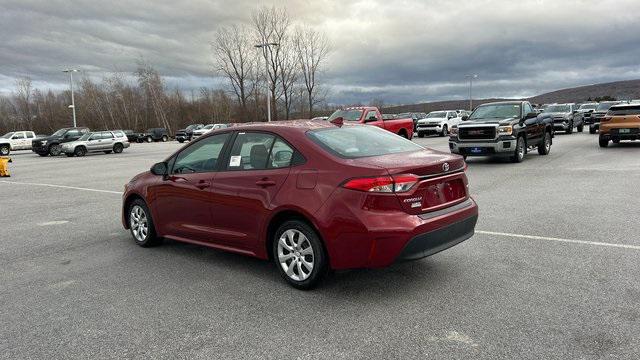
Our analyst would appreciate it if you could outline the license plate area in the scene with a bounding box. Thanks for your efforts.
[420,178,466,210]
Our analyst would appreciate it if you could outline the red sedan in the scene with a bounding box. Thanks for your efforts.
[122,121,478,289]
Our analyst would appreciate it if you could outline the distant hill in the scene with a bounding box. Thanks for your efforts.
[383,79,640,113]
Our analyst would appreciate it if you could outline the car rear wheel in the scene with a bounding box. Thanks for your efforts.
[511,136,525,163]
[146,136,153,143]
[49,144,62,156]
[113,143,124,153]
[161,135,168,142]
[538,132,551,155]
[440,125,448,137]
[74,146,86,157]
[589,126,596,134]
[128,200,161,247]
[273,220,328,290]
[599,137,609,148]
[0,145,9,156]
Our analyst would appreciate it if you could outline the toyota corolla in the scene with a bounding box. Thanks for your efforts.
[122,121,478,289]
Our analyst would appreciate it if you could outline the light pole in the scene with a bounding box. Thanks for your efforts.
[62,69,79,127]
[465,74,478,111]
[255,42,279,122]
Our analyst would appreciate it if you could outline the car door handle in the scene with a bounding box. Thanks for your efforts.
[196,180,211,190]
[255,178,276,187]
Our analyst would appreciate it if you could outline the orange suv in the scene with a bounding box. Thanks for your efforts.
[599,104,640,147]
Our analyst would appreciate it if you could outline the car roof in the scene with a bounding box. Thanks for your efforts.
[610,103,640,108]
[226,120,336,133]
[478,101,524,106]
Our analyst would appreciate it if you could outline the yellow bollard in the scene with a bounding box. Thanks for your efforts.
[0,156,12,177]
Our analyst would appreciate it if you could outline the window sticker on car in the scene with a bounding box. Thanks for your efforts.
[229,155,242,167]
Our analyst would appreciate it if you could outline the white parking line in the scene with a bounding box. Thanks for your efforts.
[0,180,122,195]
[476,230,640,251]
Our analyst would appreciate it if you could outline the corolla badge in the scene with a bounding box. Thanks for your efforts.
[442,162,450,172]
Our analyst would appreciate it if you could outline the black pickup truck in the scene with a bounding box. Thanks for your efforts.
[134,128,169,143]
[175,124,204,143]
[449,101,553,163]
[32,127,90,156]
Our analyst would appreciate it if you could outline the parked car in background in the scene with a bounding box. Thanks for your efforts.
[598,104,640,147]
[576,103,598,126]
[135,128,169,143]
[328,107,414,138]
[0,131,36,155]
[62,130,130,157]
[398,112,427,130]
[123,130,139,142]
[587,101,621,134]
[449,101,553,163]
[416,110,462,137]
[122,121,477,289]
[191,124,229,139]
[545,103,582,133]
[32,127,90,156]
[539,104,551,113]
[175,124,204,143]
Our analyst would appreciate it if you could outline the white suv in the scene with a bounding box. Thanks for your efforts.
[0,131,37,155]
[416,111,462,137]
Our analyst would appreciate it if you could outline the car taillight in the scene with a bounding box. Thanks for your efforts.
[342,174,418,193]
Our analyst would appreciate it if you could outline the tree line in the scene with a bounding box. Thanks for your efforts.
[0,6,331,135]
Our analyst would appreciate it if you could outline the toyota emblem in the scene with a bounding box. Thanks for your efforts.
[442,162,450,172]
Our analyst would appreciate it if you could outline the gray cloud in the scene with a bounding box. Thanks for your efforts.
[1,0,639,104]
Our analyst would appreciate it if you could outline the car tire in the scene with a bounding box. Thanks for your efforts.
[612,139,620,144]
[440,125,448,137]
[0,145,9,156]
[162,135,168,142]
[146,136,153,143]
[599,137,608,148]
[49,144,62,156]
[38,153,48,157]
[577,124,584,132]
[417,132,424,138]
[113,143,124,154]
[74,146,86,157]
[589,126,596,134]
[511,136,525,163]
[566,121,573,134]
[128,199,162,247]
[273,220,328,290]
[538,132,551,155]
[178,139,185,143]
[66,153,75,157]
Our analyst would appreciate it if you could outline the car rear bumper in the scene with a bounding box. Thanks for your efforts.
[318,194,479,270]
[449,138,516,156]
[600,128,640,140]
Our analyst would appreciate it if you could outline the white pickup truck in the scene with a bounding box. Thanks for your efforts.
[0,131,37,155]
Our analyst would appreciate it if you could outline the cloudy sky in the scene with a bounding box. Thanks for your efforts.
[1,0,639,104]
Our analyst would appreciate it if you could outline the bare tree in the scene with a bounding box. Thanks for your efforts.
[213,25,256,122]
[279,41,299,120]
[294,26,330,118]
[14,77,33,128]
[253,6,291,121]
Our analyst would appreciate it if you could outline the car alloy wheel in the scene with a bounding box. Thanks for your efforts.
[512,137,525,163]
[162,135,168,142]
[0,145,9,155]
[130,205,149,243]
[49,144,62,156]
[146,136,153,143]
[74,147,86,157]
[113,143,124,153]
[277,229,314,282]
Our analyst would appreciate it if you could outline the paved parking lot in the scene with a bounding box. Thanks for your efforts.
[2,133,639,359]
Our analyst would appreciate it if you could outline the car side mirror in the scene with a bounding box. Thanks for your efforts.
[151,162,168,176]
[461,115,469,121]
[524,112,538,120]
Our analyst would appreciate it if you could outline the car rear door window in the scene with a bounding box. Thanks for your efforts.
[12,133,25,139]
[173,133,230,174]
[268,138,295,169]
[227,132,275,171]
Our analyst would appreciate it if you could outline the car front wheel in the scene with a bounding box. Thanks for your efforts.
[577,124,584,132]
[538,132,551,155]
[128,200,161,247]
[589,126,596,134]
[273,220,328,290]
[440,125,448,137]
[511,136,525,163]
[0,145,9,156]
[49,144,62,156]
[599,137,609,148]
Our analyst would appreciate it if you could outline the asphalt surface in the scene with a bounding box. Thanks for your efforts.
[1,132,639,359]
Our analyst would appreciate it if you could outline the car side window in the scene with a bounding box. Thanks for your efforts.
[523,103,533,116]
[12,133,25,139]
[172,133,230,174]
[26,132,34,138]
[66,130,81,138]
[268,138,295,169]
[365,110,377,121]
[227,132,275,171]
[88,133,101,141]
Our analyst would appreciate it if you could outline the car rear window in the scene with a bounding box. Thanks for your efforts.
[308,126,422,159]
[608,105,640,116]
